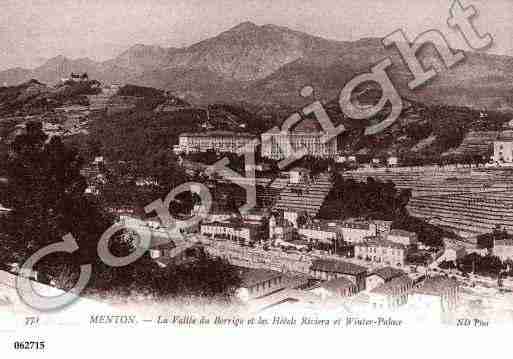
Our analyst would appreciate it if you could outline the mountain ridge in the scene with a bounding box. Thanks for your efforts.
[1,22,512,112]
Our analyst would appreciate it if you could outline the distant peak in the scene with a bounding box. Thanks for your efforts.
[21,78,45,87]
[228,21,259,32]
[129,43,161,50]
[262,24,285,30]
[48,54,68,62]
[42,54,72,65]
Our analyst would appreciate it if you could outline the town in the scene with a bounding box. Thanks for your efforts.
[119,126,513,324]
[3,1,513,357]
[1,22,513,326]
[2,70,513,325]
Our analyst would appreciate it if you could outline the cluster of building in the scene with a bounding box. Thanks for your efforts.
[197,202,418,269]
[200,213,267,245]
[173,127,513,169]
[175,130,338,159]
[235,258,459,319]
[174,131,404,168]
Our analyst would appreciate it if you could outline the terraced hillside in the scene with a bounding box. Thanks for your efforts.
[256,176,289,208]
[274,173,333,217]
[444,130,513,158]
[86,87,118,111]
[445,131,499,157]
[345,168,513,237]
[408,191,513,236]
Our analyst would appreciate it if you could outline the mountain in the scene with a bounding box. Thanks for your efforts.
[0,56,101,86]
[1,22,512,111]
[243,38,513,109]
[102,44,174,74]
[160,22,344,81]
[0,68,33,87]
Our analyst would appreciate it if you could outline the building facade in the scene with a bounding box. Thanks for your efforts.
[355,238,408,267]
[200,220,262,244]
[298,220,343,244]
[365,266,406,292]
[368,275,413,310]
[386,229,418,247]
[493,239,513,261]
[200,210,269,243]
[310,259,367,292]
[177,131,257,154]
[269,216,295,242]
[340,221,378,244]
[443,244,467,262]
[494,141,513,163]
[408,276,460,321]
[261,131,338,160]
[310,277,358,299]
[236,268,285,301]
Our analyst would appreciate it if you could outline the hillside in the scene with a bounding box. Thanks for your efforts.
[80,83,512,167]
[1,22,512,112]
[0,78,102,116]
[0,78,511,168]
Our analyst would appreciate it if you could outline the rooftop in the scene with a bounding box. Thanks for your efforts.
[370,275,412,295]
[320,277,356,291]
[238,267,283,288]
[495,239,513,247]
[289,166,310,173]
[180,131,256,138]
[264,128,332,136]
[300,219,343,233]
[340,221,373,230]
[311,259,367,275]
[369,266,406,281]
[357,238,407,250]
[202,218,263,230]
[388,229,417,239]
[413,276,458,296]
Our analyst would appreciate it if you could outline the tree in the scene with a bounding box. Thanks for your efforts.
[457,253,505,277]
[296,211,309,227]
[477,226,509,249]
[2,121,113,263]
[2,122,241,301]
[318,174,410,221]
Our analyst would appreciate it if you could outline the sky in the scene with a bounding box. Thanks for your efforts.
[0,0,512,70]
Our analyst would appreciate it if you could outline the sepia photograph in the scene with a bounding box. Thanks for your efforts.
[1,0,512,356]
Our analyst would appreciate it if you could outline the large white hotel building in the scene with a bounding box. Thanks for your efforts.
[261,130,338,159]
[176,131,257,154]
[177,130,338,159]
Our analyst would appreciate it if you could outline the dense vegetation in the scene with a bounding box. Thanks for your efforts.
[476,226,511,249]
[319,174,411,221]
[0,123,240,301]
[440,253,506,278]
[318,173,456,247]
[321,96,511,162]
[0,79,103,116]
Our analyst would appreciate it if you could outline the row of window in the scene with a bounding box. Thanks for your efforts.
[357,247,403,256]
[357,255,403,266]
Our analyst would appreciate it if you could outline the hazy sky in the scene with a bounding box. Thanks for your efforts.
[1,0,512,70]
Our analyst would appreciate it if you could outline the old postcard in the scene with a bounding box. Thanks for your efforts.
[1,0,512,356]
